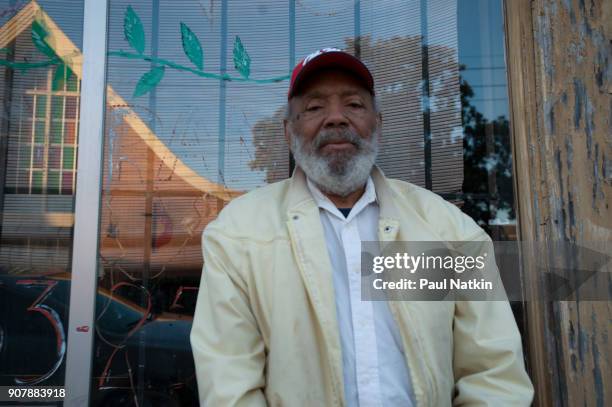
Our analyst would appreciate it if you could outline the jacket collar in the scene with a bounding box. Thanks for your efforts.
[306,174,377,222]
[286,165,393,214]
[371,165,402,241]
[285,165,402,239]
[285,165,313,212]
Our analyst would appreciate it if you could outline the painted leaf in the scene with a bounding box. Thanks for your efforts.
[52,55,75,90]
[52,64,65,91]
[65,66,74,82]
[232,36,251,78]
[31,21,55,59]
[61,57,74,83]
[180,22,203,70]
[124,6,145,54]
[133,66,165,98]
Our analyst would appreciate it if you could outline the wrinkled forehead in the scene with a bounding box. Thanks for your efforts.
[289,68,373,100]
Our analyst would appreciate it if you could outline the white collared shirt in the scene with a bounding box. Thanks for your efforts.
[306,176,414,407]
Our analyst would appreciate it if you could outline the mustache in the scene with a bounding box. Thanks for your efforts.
[312,128,362,150]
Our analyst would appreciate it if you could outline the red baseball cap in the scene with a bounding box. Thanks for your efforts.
[288,48,374,99]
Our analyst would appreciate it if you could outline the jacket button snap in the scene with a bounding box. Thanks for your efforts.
[384,226,391,232]
[293,215,299,220]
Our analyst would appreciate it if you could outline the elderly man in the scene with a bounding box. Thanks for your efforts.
[190,48,534,406]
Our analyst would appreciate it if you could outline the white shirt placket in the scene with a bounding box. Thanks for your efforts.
[341,220,382,407]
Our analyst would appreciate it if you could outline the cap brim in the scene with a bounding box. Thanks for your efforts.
[289,51,374,98]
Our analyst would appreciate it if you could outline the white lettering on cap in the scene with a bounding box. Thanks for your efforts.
[302,47,342,66]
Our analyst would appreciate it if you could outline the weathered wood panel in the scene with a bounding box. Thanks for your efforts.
[505,0,611,405]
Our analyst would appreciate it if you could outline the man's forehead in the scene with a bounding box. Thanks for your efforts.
[291,69,372,99]
[301,88,367,99]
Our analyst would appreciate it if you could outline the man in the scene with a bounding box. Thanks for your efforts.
[190,48,534,406]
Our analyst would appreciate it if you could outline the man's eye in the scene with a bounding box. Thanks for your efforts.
[305,105,322,112]
[348,102,364,108]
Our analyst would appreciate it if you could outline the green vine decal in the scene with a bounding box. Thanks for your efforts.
[0,5,289,98]
[0,19,75,91]
[52,63,75,91]
[31,20,55,58]
[180,22,203,71]
[133,65,165,97]
[232,36,250,79]
[114,6,288,97]
[124,5,146,55]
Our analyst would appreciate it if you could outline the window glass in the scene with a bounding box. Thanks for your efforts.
[0,0,84,389]
[93,0,514,404]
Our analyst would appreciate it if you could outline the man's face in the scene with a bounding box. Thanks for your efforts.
[284,70,381,197]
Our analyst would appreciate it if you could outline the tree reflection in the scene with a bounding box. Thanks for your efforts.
[460,64,514,236]
[248,36,515,238]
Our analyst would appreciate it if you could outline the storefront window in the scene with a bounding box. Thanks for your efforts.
[89,1,515,404]
[0,0,518,404]
[0,0,84,389]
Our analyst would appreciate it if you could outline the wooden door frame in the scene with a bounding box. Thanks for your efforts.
[503,0,553,404]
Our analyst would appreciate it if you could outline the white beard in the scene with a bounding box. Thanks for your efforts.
[289,126,379,197]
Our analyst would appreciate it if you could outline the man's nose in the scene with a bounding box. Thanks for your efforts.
[322,101,349,128]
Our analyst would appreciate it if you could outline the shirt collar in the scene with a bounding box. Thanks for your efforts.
[306,175,378,222]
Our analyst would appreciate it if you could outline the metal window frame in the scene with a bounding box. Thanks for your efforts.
[64,0,109,405]
[58,0,511,404]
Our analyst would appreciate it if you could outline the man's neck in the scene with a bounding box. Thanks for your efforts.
[322,184,366,208]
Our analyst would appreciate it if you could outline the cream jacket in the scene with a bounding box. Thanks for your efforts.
[190,166,534,406]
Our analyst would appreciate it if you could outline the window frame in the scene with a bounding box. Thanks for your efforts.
[64,0,109,405]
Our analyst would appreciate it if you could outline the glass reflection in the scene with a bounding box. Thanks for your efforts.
[0,0,84,391]
[92,0,515,404]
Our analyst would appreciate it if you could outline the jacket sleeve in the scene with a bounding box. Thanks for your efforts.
[452,233,534,406]
[452,300,534,405]
[190,225,267,407]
